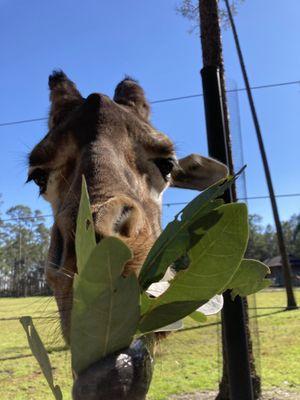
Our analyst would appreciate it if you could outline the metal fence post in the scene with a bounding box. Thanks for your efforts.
[201,65,254,400]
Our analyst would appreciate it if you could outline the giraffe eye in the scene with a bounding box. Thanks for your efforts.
[153,158,175,181]
[27,168,49,194]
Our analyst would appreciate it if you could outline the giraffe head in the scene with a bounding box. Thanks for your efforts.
[27,71,227,399]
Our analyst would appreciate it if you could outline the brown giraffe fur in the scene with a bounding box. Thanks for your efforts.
[27,70,228,345]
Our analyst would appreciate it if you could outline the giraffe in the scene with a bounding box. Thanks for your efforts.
[27,71,228,399]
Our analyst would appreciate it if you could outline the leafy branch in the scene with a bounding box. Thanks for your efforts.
[20,173,269,399]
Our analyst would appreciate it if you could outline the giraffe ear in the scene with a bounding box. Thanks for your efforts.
[113,77,150,120]
[48,70,83,129]
[170,154,228,191]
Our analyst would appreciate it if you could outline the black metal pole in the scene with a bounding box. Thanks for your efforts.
[201,66,254,400]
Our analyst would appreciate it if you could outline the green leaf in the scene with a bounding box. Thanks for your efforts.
[138,203,249,332]
[75,176,96,275]
[71,237,140,374]
[138,175,237,290]
[140,292,155,315]
[228,259,271,300]
[19,316,63,400]
[189,311,207,323]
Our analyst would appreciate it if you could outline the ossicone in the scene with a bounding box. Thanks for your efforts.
[114,77,150,120]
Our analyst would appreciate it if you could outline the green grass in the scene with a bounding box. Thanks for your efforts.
[0,290,299,399]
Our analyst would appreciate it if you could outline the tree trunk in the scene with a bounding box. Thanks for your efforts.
[198,1,260,398]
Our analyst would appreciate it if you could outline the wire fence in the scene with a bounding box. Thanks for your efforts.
[0,79,299,128]
[0,289,299,399]
[0,77,299,398]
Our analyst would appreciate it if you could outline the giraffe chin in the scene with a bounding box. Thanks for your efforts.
[72,337,154,400]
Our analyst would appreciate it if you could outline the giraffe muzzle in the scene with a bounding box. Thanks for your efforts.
[72,336,154,400]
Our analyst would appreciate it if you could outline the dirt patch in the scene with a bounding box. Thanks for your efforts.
[169,389,300,400]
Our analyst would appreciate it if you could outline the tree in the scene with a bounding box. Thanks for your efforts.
[282,214,300,258]
[0,204,50,296]
[176,0,244,32]
[177,2,257,399]
[246,214,277,261]
[246,213,300,261]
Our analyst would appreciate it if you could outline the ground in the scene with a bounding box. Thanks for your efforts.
[0,289,299,400]
[170,389,300,399]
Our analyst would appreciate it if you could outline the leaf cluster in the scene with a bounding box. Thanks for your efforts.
[71,174,269,370]
[19,172,270,399]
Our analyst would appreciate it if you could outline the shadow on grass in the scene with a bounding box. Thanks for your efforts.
[1,308,298,361]
[0,345,68,361]
[177,308,297,334]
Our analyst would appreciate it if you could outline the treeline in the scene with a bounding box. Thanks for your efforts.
[246,213,300,261]
[0,201,50,297]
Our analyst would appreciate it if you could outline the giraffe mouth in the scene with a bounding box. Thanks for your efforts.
[26,167,49,195]
[72,336,154,400]
[44,195,156,398]
[71,204,154,399]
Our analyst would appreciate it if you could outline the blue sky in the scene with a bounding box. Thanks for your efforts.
[0,0,299,227]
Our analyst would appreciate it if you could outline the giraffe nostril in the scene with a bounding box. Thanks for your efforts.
[113,205,134,237]
[92,198,143,240]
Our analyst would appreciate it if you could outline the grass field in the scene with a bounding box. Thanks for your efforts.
[0,289,299,400]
